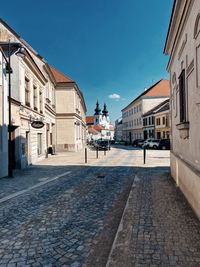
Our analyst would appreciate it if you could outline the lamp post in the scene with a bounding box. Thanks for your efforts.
[0,41,26,177]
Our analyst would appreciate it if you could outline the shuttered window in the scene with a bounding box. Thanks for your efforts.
[179,70,186,122]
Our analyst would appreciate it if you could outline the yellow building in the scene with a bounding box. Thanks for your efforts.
[154,100,170,139]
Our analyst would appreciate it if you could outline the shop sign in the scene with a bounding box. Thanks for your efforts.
[31,121,44,129]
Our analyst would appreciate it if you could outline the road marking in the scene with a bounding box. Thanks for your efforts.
[0,171,72,204]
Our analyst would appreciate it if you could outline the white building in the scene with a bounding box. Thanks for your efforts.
[0,18,87,176]
[164,0,200,218]
[114,118,123,141]
[122,79,170,144]
[0,48,8,178]
[86,101,114,142]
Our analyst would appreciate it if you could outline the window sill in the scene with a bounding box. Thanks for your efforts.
[176,121,189,139]
[176,121,189,130]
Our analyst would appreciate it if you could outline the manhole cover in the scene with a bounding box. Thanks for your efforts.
[97,175,105,178]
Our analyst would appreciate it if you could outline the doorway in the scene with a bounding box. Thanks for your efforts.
[9,126,17,169]
[129,132,132,144]
[25,131,30,164]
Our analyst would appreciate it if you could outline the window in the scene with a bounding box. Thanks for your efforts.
[148,117,151,125]
[156,118,160,125]
[152,116,155,125]
[163,131,166,139]
[179,69,186,122]
[166,116,169,127]
[162,117,165,125]
[39,91,43,113]
[33,85,37,111]
[25,78,30,106]
[37,133,42,155]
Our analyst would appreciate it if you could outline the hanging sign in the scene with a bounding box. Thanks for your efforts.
[31,121,44,129]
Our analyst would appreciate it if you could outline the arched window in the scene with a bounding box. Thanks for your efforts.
[194,13,200,39]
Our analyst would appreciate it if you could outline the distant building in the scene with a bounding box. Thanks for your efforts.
[154,100,170,139]
[86,116,94,126]
[164,0,200,218]
[114,118,123,141]
[122,79,170,144]
[143,99,170,139]
[50,66,87,152]
[86,101,114,141]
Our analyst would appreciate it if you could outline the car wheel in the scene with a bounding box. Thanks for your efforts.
[161,146,166,150]
[153,145,157,149]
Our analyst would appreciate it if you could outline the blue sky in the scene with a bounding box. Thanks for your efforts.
[1,0,173,123]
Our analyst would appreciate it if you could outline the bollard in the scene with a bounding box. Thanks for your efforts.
[96,146,99,159]
[85,147,87,163]
[143,146,146,164]
[104,148,106,156]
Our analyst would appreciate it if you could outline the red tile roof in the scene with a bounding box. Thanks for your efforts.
[122,79,170,111]
[49,66,74,83]
[145,80,170,97]
[88,127,99,135]
[86,116,94,125]
[93,125,104,132]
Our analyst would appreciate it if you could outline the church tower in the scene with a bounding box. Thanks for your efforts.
[101,103,110,128]
[94,100,102,125]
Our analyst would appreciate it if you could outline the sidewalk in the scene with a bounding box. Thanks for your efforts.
[106,167,200,267]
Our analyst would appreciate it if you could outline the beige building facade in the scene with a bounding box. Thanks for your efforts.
[165,0,200,218]
[50,67,86,152]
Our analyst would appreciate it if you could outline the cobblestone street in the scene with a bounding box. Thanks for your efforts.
[0,146,200,267]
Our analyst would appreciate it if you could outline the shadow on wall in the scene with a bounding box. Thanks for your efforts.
[0,124,28,177]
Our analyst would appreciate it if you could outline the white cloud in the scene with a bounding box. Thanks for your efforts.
[108,93,121,100]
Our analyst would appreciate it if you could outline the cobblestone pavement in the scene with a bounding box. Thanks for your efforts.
[0,146,145,267]
[0,146,169,200]
[107,167,200,267]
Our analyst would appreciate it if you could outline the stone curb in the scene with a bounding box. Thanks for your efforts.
[105,176,136,267]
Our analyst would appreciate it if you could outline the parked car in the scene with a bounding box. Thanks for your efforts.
[158,139,170,150]
[95,140,111,150]
[143,139,160,149]
[132,139,145,147]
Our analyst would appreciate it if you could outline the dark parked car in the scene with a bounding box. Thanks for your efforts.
[158,139,170,150]
[132,139,145,147]
[96,140,111,150]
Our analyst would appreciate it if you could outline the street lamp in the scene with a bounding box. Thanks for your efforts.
[0,41,26,177]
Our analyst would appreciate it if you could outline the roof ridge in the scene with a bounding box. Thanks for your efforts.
[49,65,74,83]
[122,79,169,111]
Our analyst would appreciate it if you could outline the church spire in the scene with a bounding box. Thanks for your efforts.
[102,103,108,117]
[94,100,101,115]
